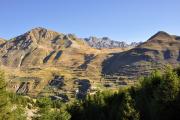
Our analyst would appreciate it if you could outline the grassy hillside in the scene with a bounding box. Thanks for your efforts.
[102,31,180,80]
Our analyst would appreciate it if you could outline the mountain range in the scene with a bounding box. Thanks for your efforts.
[0,27,179,100]
[84,36,140,49]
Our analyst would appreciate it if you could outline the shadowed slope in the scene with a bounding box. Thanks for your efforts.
[102,31,180,80]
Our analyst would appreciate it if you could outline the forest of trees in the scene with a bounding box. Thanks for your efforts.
[0,66,180,120]
[68,66,180,120]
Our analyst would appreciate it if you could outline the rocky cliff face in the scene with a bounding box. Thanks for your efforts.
[84,36,140,49]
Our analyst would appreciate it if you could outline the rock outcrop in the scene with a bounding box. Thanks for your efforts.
[84,36,140,49]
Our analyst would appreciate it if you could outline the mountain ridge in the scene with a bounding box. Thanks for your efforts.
[1,27,141,49]
[0,27,179,99]
[0,27,130,97]
[84,36,141,49]
[102,31,180,80]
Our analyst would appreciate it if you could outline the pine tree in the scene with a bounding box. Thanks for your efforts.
[155,66,179,103]
[117,92,140,120]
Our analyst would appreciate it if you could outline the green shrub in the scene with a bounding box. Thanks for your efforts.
[36,97,52,108]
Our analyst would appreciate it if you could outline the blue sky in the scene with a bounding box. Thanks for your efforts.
[0,0,180,42]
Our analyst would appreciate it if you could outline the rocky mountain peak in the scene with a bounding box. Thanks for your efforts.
[31,27,48,31]
[102,37,110,40]
[138,31,180,50]
[148,31,174,42]
[84,36,140,49]
[5,27,67,50]
[23,27,60,43]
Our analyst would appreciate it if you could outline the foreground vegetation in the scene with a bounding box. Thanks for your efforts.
[0,66,180,120]
[68,66,180,120]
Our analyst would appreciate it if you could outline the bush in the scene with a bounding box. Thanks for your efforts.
[36,97,52,108]
[0,70,26,120]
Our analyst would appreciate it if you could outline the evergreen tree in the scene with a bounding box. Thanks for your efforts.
[155,66,179,103]
[117,92,140,120]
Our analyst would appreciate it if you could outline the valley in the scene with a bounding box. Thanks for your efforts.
[0,28,180,101]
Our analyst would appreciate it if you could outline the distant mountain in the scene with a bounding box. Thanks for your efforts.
[84,36,140,49]
[102,31,180,80]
